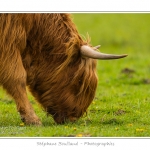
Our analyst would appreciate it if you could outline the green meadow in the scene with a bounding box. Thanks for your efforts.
[0,13,150,137]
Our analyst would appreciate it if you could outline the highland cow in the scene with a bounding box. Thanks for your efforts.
[0,14,127,125]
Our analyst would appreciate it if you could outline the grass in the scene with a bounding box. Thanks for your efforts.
[1,13,150,137]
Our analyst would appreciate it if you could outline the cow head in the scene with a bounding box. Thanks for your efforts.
[26,41,127,124]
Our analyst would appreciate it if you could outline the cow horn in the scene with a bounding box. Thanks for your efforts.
[80,45,128,60]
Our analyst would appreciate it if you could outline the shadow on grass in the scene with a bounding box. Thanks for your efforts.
[101,118,124,125]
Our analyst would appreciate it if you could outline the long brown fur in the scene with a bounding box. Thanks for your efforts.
[0,13,98,125]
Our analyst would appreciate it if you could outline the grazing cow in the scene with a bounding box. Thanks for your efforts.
[0,14,127,125]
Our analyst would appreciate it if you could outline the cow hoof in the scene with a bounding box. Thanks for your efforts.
[26,119,42,126]
[21,116,42,126]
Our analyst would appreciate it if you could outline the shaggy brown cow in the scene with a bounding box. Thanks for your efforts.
[0,14,127,125]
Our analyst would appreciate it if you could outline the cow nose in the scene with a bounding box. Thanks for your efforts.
[68,116,77,122]
[54,116,65,124]
[53,113,66,124]
[53,114,77,124]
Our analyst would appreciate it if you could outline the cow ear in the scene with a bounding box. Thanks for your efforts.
[80,45,128,60]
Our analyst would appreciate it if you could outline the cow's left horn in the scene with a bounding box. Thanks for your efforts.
[80,45,128,60]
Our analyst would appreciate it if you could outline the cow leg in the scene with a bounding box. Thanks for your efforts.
[1,55,42,125]
[5,83,41,125]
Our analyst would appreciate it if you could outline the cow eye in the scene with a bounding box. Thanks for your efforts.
[79,80,82,84]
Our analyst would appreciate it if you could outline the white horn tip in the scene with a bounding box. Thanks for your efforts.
[122,54,128,58]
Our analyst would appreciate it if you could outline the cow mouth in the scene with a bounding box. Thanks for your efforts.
[47,108,78,124]
[52,113,77,124]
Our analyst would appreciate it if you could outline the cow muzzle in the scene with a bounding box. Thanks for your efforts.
[53,113,77,124]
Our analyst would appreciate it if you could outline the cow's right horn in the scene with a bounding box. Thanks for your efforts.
[80,45,128,60]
